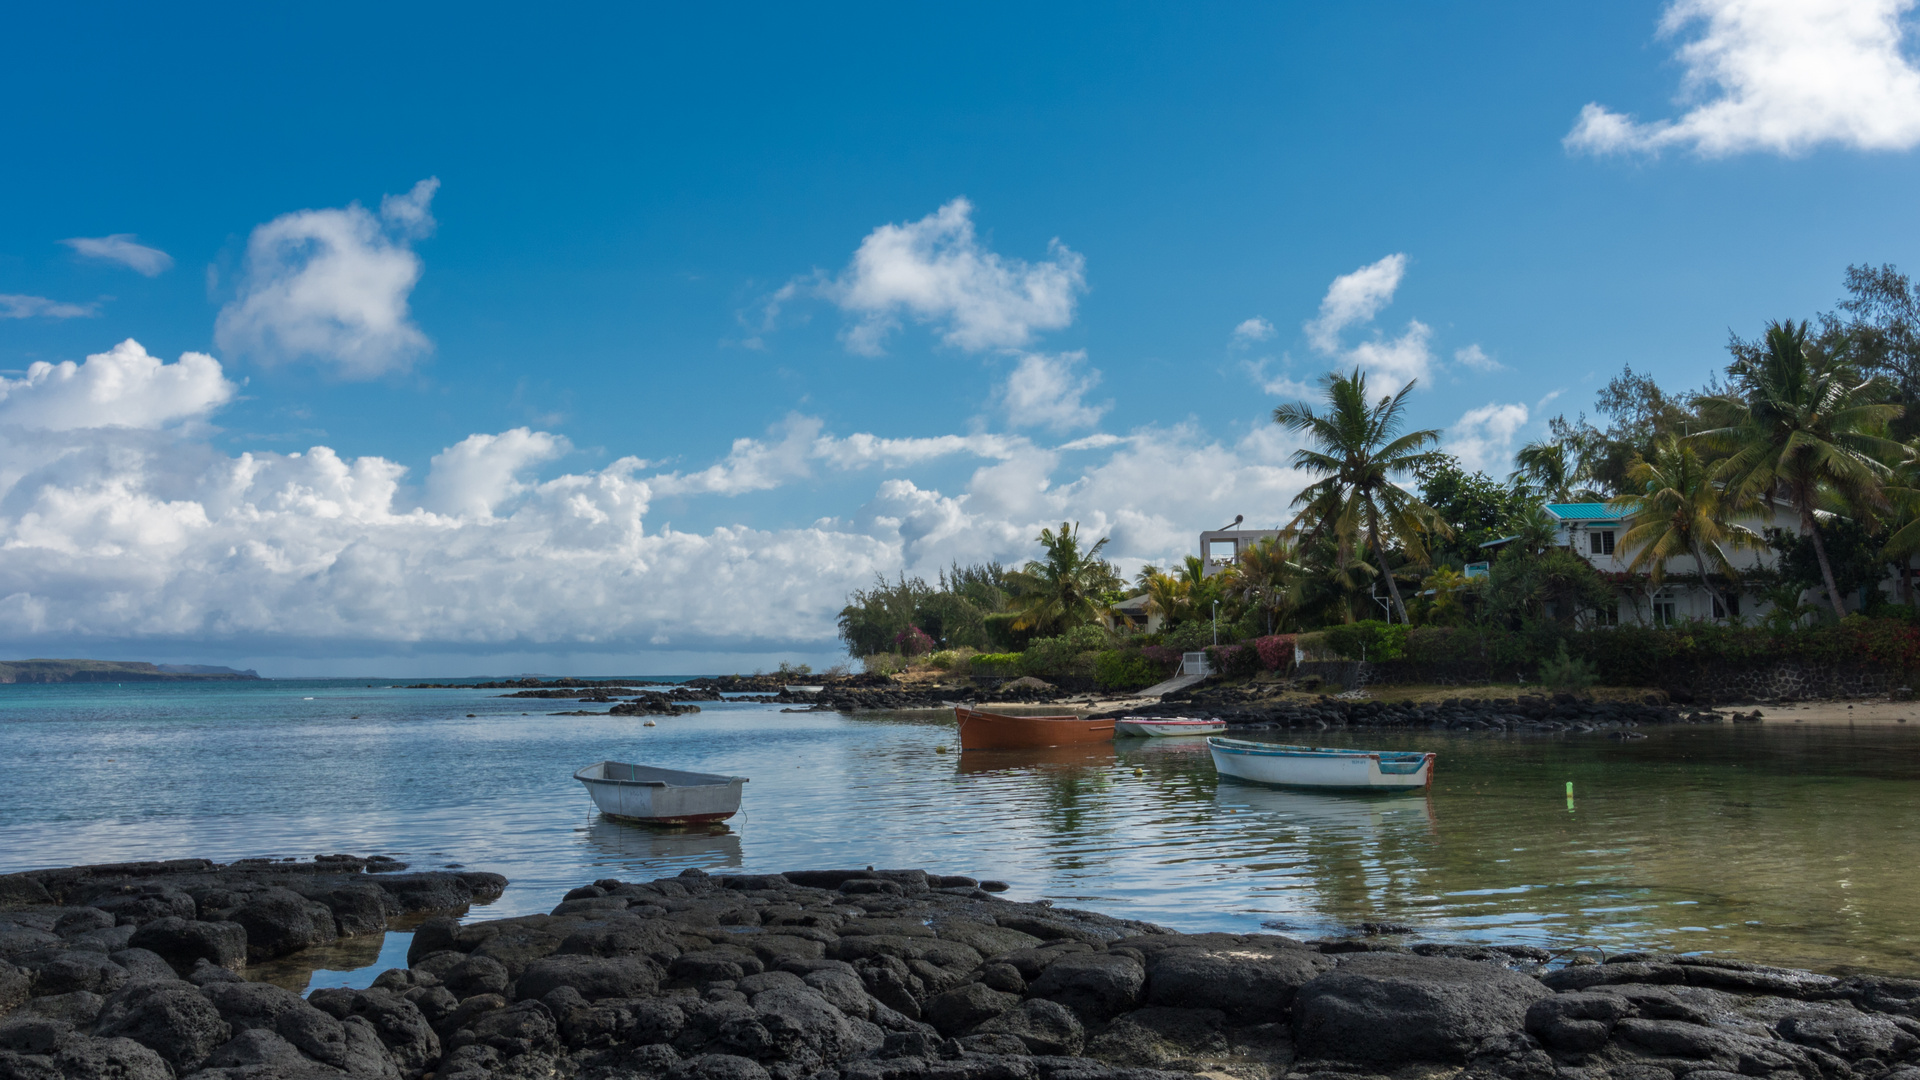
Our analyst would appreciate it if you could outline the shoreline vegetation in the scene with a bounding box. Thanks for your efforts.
[835,273,1920,717]
[3,856,1917,1080]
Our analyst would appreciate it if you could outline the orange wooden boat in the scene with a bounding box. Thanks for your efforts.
[954,706,1115,750]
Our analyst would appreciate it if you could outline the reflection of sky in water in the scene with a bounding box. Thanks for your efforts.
[4,680,1919,974]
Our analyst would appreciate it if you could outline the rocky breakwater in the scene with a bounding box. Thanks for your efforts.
[1135,691,1730,736]
[790,681,1072,713]
[11,864,1918,1080]
[0,855,504,1077]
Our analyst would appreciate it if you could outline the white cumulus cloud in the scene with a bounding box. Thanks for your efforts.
[1567,0,1920,157]
[424,429,573,520]
[1306,254,1407,352]
[0,339,236,432]
[62,234,174,276]
[999,351,1108,432]
[1447,402,1530,475]
[0,413,1311,658]
[214,178,439,377]
[1303,255,1434,388]
[826,198,1086,354]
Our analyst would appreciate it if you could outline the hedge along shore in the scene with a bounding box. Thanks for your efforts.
[4,858,1919,1080]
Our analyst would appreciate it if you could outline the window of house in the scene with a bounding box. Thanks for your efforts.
[1595,602,1620,626]
[1589,530,1616,556]
[1653,599,1676,626]
[1713,593,1740,619]
[1206,539,1237,566]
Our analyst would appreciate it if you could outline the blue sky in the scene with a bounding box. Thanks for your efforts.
[4,2,1920,674]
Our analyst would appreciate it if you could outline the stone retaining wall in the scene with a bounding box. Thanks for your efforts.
[1296,657,1912,702]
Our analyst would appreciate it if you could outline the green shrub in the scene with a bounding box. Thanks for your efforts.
[969,653,1023,677]
[1020,625,1111,678]
[1321,620,1408,661]
[926,647,977,673]
[1165,619,1233,652]
[862,653,907,677]
[1295,631,1333,661]
[1539,642,1597,691]
[1093,650,1165,690]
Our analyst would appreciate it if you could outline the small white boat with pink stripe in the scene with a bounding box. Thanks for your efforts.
[1112,716,1228,738]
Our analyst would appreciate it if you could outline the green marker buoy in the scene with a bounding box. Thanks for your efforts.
[1566,780,1575,812]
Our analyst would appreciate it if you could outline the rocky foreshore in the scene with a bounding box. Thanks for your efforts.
[1121,691,1744,735]
[5,861,1918,1080]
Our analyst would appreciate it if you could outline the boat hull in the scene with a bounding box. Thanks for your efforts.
[955,707,1115,750]
[1207,737,1434,790]
[1113,717,1228,737]
[575,760,748,823]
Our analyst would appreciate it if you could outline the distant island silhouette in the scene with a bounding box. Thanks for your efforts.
[0,659,260,683]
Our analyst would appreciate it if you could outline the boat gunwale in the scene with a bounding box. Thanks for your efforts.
[1206,737,1432,763]
[573,760,748,789]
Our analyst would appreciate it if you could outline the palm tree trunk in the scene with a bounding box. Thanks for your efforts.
[1690,543,1728,619]
[1367,519,1409,623]
[1802,503,1849,622]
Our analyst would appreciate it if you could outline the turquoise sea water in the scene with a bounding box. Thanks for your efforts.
[4,678,1919,980]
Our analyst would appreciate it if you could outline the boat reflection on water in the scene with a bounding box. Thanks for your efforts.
[953,744,1117,774]
[1215,777,1436,830]
[583,816,745,870]
[1116,738,1213,765]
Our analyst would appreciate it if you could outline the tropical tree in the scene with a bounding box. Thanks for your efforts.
[1229,535,1305,635]
[1609,436,1757,616]
[1294,530,1377,625]
[1417,565,1480,626]
[1005,522,1124,635]
[1508,505,1563,558]
[1139,570,1192,627]
[1509,441,1583,503]
[1273,369,1451,623]
[1696,320,1904,620]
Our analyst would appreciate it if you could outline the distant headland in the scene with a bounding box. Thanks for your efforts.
[0,659,260,683]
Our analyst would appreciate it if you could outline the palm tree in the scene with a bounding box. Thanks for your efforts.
[1609,436,1757,616]
[1005,522,1122,635]
[1509,505,1562,558]
[1230,535,1305,635]
[1139,570,1191,628]
[1510,441,1580,502]
[1695,320,1904,621]
[1274,369,1451,623]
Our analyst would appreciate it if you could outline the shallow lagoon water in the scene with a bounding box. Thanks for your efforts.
[3,678,1919,983]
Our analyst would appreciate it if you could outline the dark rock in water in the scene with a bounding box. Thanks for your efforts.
[6,858,1920,1080]
[93,979,232,1073]
[1292,953,1549,1064]
[129,917,248,975]
[923,983,1019,1035]
[1129,933,1332,1022]
[1027,952,1144,1021]
[972,997,1085,1055]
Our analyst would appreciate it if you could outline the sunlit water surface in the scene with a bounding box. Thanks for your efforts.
[3,679,1918,986]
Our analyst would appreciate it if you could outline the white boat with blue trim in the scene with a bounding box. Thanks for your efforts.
[1207,737,1435,790]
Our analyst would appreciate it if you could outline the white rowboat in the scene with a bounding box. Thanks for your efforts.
[574,760,748,824]
[1207,737,1435,790]
[1113,716,1228,738]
